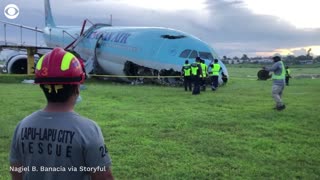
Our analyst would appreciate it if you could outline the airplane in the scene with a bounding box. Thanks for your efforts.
[1,0,229,84]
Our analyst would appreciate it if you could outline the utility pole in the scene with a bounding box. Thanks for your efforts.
[4,24,7,45]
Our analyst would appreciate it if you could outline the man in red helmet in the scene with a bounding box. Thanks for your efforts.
[9,47,114,180]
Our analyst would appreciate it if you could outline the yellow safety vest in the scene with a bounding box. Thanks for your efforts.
[211,63,221,76]
[286,69,291,75]
[201,63,207,77]
[272,61,285,80]
[183,64,191,76]
[191,63,199,76]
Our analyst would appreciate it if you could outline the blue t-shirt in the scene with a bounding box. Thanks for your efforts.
[10,110,112,180]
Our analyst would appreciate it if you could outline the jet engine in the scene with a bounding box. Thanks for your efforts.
[3,53,39,74]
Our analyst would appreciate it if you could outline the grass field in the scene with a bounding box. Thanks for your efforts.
[0,67,320,179]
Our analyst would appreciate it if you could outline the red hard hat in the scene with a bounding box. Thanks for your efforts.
[34,47,85,84]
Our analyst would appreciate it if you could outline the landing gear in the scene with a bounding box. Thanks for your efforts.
[123,61,181,85]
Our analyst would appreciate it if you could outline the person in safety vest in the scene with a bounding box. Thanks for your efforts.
[191,57,203,95]
[181,60,192,91]
[263,56,286,111]
[200,59,208,91]
[285,66,291,86]
[209,59,222,91]
[9,47,114,180]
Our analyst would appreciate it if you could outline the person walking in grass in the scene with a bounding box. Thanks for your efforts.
[209,59,222,91]
[200,59,208,91]
[191,57,203,95]
[285,66,291,86]
[181,60,192,91]
[263,55,286,111]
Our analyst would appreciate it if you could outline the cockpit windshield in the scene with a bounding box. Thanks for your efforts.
[179,49,191,58]
[179,49,213,60]
[199,52,214,60]
[189,50,198,59]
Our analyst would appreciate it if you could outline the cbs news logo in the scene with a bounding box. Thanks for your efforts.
[4,4,20,19]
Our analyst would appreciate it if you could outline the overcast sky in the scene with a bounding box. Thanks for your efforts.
[0,0,320,57]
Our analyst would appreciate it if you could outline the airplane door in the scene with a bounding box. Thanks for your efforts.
[92,35,104,74]
[84,35,104,74]
[95,35,103,62]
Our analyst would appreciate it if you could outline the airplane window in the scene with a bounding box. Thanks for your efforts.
[189,50,198,59]
[199,52,214,60]
[179,49,191,58]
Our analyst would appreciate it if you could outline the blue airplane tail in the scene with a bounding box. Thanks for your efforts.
[44,0,56,27]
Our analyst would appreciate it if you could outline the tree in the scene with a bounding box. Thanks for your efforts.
[241,54,249,61]
[223,56,227,60]
[314,56,320,63]
[296,55,308,60]
[284,55,295,64]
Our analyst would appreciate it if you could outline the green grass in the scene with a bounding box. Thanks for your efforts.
[0,67,320,179]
